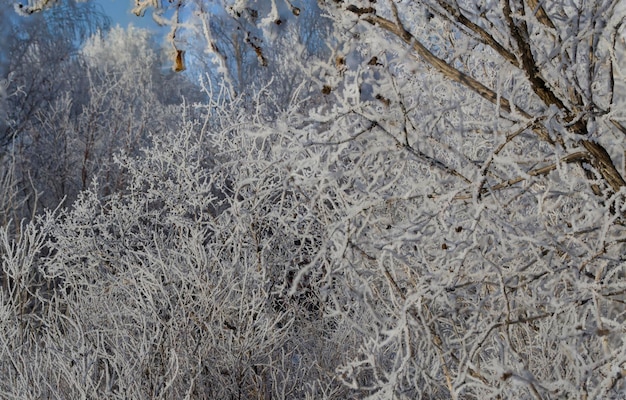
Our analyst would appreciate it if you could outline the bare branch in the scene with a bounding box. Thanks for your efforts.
[360,10,556,147]
[487,151,589,191]
[526,0,556,30]
[501,0,568,111]
[362,12,514,115]
[435,0,518,66]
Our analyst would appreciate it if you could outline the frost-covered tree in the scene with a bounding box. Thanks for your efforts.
[171,0,334,123]
[11,25,200,215]
[293,1,626,398]
[265,1,626,398]
[0,0,110,220]
[0,0,109,149]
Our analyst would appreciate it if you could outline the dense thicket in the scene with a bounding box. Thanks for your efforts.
[2,0,626,398]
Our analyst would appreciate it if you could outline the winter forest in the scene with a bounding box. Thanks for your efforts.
[1,0,626,398]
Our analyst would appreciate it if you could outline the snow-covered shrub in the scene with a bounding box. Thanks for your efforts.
[0,86,354,398]
[4,1,626,399]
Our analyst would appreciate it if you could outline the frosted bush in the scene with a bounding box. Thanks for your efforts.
[5,0,626,398]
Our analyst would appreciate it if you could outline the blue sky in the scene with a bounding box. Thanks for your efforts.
[94,0,159,30]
